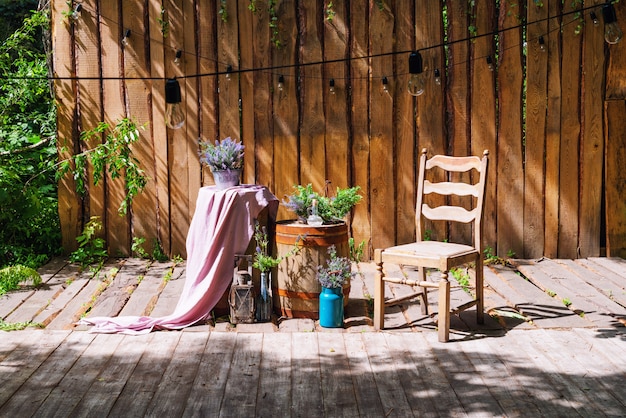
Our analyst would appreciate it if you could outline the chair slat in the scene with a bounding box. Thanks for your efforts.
[423,180,479,197]
[422,204,476,223]
[425,154,482,172]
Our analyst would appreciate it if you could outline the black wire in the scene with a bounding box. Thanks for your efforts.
[0,1,613,83]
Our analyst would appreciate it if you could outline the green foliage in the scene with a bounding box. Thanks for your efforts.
[283,184,362,224]
[0,319,44,331]
[0,264,41,296]
[0,0,39,40]
[0,6,60,268]
[562,297,572,307]
[157,6,169,38]
[317,245,352,289]
[450,267,471,294]
[57,118,147,215]
[348,238,365,263]
[219,0,228,23]
[325,2,336,22]
[69,217,107,269]
[132,237,149,259]
[151,239,169,262]
[253,221,300,272]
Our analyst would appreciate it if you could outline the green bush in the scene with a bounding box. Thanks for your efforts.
[0,6,60,268]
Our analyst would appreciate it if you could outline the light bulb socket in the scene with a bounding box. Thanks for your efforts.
[486,55,495,71]
[165,78,181,104]
[278,74,285,84]
[538,36,545,45]
[329,78,335,87]
[382,76,388,85]
[434,69,441,78]
[124,29,131,39]
[175,50,182,59]
[74,3,82,13]
[590,11,599,25]
[409,51,423,74]
[603,3,618,24]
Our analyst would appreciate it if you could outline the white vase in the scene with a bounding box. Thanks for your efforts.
[212,169,241,190]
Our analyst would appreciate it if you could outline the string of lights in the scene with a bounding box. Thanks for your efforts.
[1,1,621,128]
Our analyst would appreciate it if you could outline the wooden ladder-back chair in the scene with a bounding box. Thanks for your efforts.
[374,148,489,342]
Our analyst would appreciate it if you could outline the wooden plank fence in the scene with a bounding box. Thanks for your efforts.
[52,0,626,259]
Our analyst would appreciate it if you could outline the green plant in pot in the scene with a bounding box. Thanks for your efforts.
[199,137,244,190]
[283,183,362,224]
[317,244,353,328]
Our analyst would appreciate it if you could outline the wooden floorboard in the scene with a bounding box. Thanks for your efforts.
[0,256,624,417]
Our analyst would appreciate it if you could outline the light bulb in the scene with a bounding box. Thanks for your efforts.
[71,3,82,20]
[407,51,425,96]
[277,75,285,91]
[603,4,623,44]
[486,56,495,71]
[225,65,233,81]
[434,69,442,86]
[538,36,547,52]
[122,29,131,47]
[165,78,185,129]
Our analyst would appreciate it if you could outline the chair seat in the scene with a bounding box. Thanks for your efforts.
[382,241,479,271]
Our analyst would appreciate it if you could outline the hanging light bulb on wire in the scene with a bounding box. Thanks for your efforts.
[603,3,623,44]
[165,78,185,129]
[407,51,425,96]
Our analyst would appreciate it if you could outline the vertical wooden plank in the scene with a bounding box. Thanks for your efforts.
[184,0,201,222]
[76,0,104,224]
[558,1,582,259]
[216,0,241,158]
[272,0,299,219]
[199,0,218,187]
[471,0,497,251]
[166,0,189,257]
[148,0,170,256]
[101,0,130,256]
[605,2,626,100]
[53,0,81,253]
[415,0,446,243]
[298,0,326,192]
[238,1,255,186]
[394,0,415,245]
[251,1,274,189]
[446,0,471,245]
[369,2,395,250]
[605,100,626,258]
[579,0,607,257]
[544,0,562,258]
[496,2,524,258]
[349,0,371,258]
[122,0,158,255]
[523,1,549,258]
[324,0,349,191]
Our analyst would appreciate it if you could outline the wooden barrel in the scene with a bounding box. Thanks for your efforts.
[273,221,351,319]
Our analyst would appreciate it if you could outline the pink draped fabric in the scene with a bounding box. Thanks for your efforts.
[79,185,278,335]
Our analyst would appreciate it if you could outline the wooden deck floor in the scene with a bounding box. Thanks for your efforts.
[1,257,625,417]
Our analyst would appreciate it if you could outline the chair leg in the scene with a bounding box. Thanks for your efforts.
[438,271,450,342]
[418,266,429,315]
[475,257,484,324]
[373,249,385,330]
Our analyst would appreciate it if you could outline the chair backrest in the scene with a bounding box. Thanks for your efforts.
[415,148,489,250]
